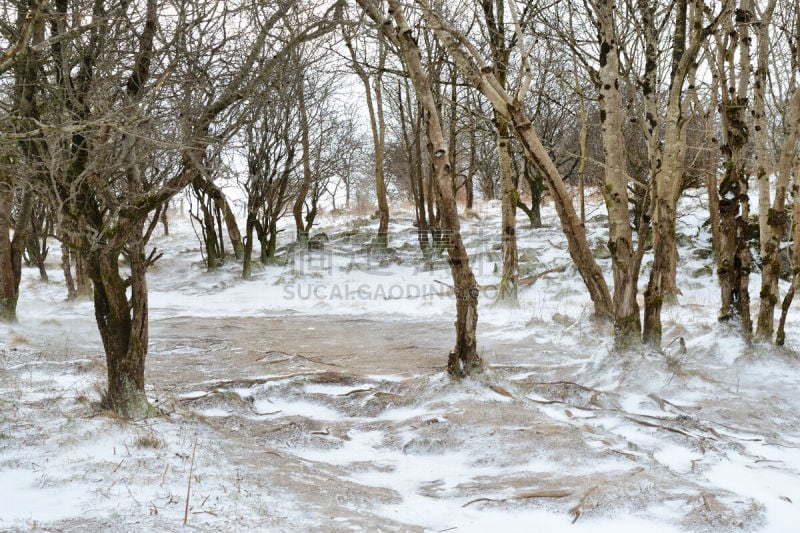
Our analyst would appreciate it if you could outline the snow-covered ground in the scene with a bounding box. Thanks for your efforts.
[2,190,800,531]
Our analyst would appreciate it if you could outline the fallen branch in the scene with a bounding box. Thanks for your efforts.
[622,414,716,441]
[462,489,573,508]
[199,372,324,390]
[478,265,568,292]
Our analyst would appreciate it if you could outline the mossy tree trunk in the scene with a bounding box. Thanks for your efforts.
[716,0,753,335]
[641,0,711,348]
[753,0,784,340]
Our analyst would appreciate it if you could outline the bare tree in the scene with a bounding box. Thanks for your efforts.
[413,0,615,319]
[241,73,301,279]
[344,18,390,248]
[4,0,341,417]
[358,0,483,376]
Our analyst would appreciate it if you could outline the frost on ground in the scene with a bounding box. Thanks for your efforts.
[2,195,800,532]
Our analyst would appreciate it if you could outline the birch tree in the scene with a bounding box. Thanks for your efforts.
[590,0,641,343]
[639,0,719,347]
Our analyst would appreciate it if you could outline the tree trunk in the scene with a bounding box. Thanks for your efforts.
[160,208,169,236]
[398,80,429,251]
[345,33,389,249]
[480,0,518,304]
[510,111,613,318]
[0,184,32,322]
[572,48,588,227]
[89,226,152,418]
[361,0,482,376]
[193,192,222,270]
[518,160,543,228]
[717,0,753,336]
[496,119,519,303]
[374,69,390,248]
[75,251,92,297]
[414,101,431,251]
[705,64,722,256]
[777,153,800,345]
[242,215,255,280]
[643,101,686,346]
[758,86,797,338]
[294,76,313,244]
[61,242,78,301]
[191,175,243,260]
[466,108,476,210]
[24,203,49,282]
[596,0,641,345]
[0,182,18,322]
[641,0,709,347]
[753,0,782,340]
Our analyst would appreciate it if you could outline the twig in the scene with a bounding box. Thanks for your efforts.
[338,387,374,396]
[479,265,567,292]
[184,436,198,526]
[434,279,453,289]
[126,484,141,505]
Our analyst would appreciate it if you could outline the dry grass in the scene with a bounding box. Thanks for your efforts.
[7,332,29,346]
[133,430,164,449]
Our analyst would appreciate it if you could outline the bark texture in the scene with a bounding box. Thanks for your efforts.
[753,0,783,340]
[716,0,753,335]
[595,0,641,344]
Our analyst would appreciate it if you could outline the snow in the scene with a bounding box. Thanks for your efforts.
[2,190,800,531]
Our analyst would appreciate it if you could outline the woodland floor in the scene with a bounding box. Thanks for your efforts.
[2,196,800,532]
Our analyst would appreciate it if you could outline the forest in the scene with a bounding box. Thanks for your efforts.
[2,0,800,531]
